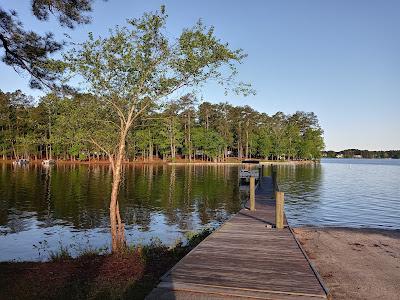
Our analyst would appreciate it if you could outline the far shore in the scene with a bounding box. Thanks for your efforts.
[0,158,318,166]
[294,227,400,300]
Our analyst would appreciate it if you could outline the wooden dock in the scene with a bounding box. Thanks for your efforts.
[147,176,329,300]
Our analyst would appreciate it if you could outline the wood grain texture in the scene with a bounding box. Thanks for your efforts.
[147,177,328,300]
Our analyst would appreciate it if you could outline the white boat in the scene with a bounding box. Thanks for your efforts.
[12,159,30,165]
[240,169,259,179]
[42,159,56,166]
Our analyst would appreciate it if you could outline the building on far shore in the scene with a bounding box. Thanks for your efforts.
[336,154,344,158]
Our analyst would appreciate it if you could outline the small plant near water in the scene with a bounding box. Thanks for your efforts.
[135,237,167,262]
[9,228,216,299]
[49,244,72,262]
[184,227,213,248]
[34,240,73,261]
[78,245,108,259]
[31,227,214,264]
[129,228,214,264]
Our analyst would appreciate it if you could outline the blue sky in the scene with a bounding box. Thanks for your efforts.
[1,0,399,151]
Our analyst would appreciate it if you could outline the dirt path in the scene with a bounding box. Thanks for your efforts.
[294,227,400,300]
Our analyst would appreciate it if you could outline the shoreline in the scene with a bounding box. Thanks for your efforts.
[1,227,398,300]
[0,159,318,166]
[0,230,212,300]
[294,227,400,300]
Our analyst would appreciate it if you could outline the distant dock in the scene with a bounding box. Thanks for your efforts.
[147,173,330,299]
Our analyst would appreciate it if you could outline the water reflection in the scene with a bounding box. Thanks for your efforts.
[2,160,399,261]
[277,163,323,206]
[0,163,245,261]
[278,160,400,229]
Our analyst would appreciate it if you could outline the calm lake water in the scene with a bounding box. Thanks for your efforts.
[279,158,400,229]
[1,159,399,261]
[0,164,245,261]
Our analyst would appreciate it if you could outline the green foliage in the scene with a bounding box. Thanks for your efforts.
[49,245,72,262]
[78,246,107,259]
[184,228,213,248]
[192,127,224,160]
[0,89,326,161]
[0,8,325,162]
[59,7,252,166]
[323,149,400,159]
[0,1,94,89]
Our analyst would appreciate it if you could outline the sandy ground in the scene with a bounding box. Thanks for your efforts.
[294,227,400,300]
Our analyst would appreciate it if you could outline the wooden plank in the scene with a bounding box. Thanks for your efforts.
[250,176,256,211]
[147,282,327,300]
[147,176,328,300]
[275,191,285,229]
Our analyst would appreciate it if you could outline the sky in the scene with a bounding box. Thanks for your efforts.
[0,0,399,151]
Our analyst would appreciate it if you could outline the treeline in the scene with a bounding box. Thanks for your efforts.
[0,90,324,162]
[324,149,400,159]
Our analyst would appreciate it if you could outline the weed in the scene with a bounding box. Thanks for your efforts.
[49,244,72,262]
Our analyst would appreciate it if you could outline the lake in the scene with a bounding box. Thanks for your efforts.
[0,163,246,261]
[279,158,400,229]
[1,159,399,261]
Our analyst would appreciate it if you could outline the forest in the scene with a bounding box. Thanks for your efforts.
[324,149,400,159]
[0,89,324,162]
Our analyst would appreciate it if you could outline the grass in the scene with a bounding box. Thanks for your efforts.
[185,228,213,248]
[0,228,214,300]
[48,245,72,262]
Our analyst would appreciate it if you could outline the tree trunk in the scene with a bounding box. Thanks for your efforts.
[149,141,153,161]
[109,133,127,253]
[169,120,174,159]
[188,113,192,162]
[184,122,187,160]
[206,112,209,131]
[12,144,17,160]
[245,127,249,159]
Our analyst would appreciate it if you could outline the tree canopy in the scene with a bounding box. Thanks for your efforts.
[0,89,325,162]
[0,6,324,253]
[324,149,400,159]
[0,0,95,89]
[60,7,256,251]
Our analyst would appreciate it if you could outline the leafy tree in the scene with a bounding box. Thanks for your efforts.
[284,122,300,160]
[64,7,252,252]
[203,130,225,161]
[191,127,224,161]
[0,90,34,158]
[0,87,327,163]
[179,94,197,161]
[300,128,325,159]
[163,100,184,160]
[214,102,234,160]
[0,1,95,89]
[270,112,287,160]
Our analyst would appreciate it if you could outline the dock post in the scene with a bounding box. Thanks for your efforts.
[250,176,256,211]
[275,191,284,229]
[272,167,277,192]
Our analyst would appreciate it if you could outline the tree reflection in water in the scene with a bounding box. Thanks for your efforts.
[0,162,245,260]
[276,163,323,205]
[273,163,323,226]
